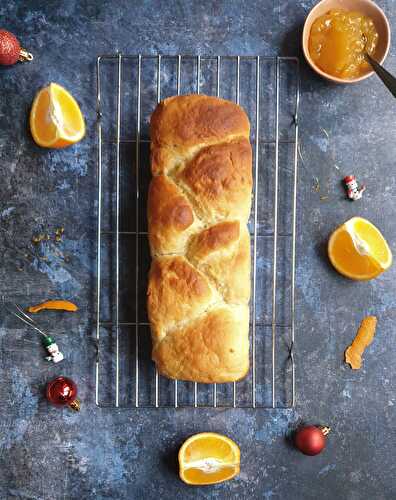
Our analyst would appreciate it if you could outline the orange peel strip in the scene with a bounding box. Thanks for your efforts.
[345,316,377,369]
[27,300,78,313]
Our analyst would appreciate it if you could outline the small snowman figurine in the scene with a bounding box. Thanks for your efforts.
[344,175,366,201]
[43,336,64,363]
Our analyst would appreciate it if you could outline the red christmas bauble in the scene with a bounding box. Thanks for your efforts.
[0,30,20,65]
[294,425,330,456]
[46,376,78,406]
[0,29,33,66]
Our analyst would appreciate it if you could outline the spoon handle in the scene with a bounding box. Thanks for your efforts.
[365,53,396,99]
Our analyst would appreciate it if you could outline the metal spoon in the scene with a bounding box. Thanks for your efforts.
[362,34,396,98]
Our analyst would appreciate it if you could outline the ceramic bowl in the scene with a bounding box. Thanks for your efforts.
[302,0,391,83]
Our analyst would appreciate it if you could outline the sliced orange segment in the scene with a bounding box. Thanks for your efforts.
[328,217,392,280]
[30,83,85,148]
[179,432,240,485]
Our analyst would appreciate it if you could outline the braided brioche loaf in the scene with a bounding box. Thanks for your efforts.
[147,94,252,383]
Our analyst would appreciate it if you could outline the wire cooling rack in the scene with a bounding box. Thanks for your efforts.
[95,54,300,409]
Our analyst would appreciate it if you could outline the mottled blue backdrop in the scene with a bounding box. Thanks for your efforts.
[0,1,395,499]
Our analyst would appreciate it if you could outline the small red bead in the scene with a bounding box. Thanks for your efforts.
[46,376,78,406]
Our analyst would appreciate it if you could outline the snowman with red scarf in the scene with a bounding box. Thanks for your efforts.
[344,175,366,201]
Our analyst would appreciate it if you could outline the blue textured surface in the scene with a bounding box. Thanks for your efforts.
[1,1,396,499]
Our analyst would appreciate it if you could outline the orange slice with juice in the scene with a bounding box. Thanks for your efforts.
[30,83,85,148]
[178,432,240,485]
[328,217,392,280]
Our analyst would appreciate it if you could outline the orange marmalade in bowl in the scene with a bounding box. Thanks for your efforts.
[309,9,379,79]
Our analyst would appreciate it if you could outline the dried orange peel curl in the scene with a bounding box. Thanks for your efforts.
[345,316,377,370]
[27,300,78,313]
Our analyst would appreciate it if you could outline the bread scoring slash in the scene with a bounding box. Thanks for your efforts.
[147,94,252,383]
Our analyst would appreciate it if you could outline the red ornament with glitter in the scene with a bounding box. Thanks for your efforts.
[46,376,80,411]
[294,425,331,456]
[0,29,33,66]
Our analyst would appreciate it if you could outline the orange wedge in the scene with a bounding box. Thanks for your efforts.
[328,217,392,280]
[178,432,240,486]
[30,83,85,148]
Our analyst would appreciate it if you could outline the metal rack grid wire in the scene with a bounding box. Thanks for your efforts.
[95,54,300,409]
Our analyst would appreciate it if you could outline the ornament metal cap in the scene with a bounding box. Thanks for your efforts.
[319,426,331,436]
[68,399,81,412]
[19,48,33,62]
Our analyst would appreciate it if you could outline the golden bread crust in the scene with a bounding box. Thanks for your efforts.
[150,94,250,176]
[147,94,252,383]
[178,138,252,223]
[152,306,250,383]
[147,175,197,256]
[188,221,251,304]
[147,256,215,342]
